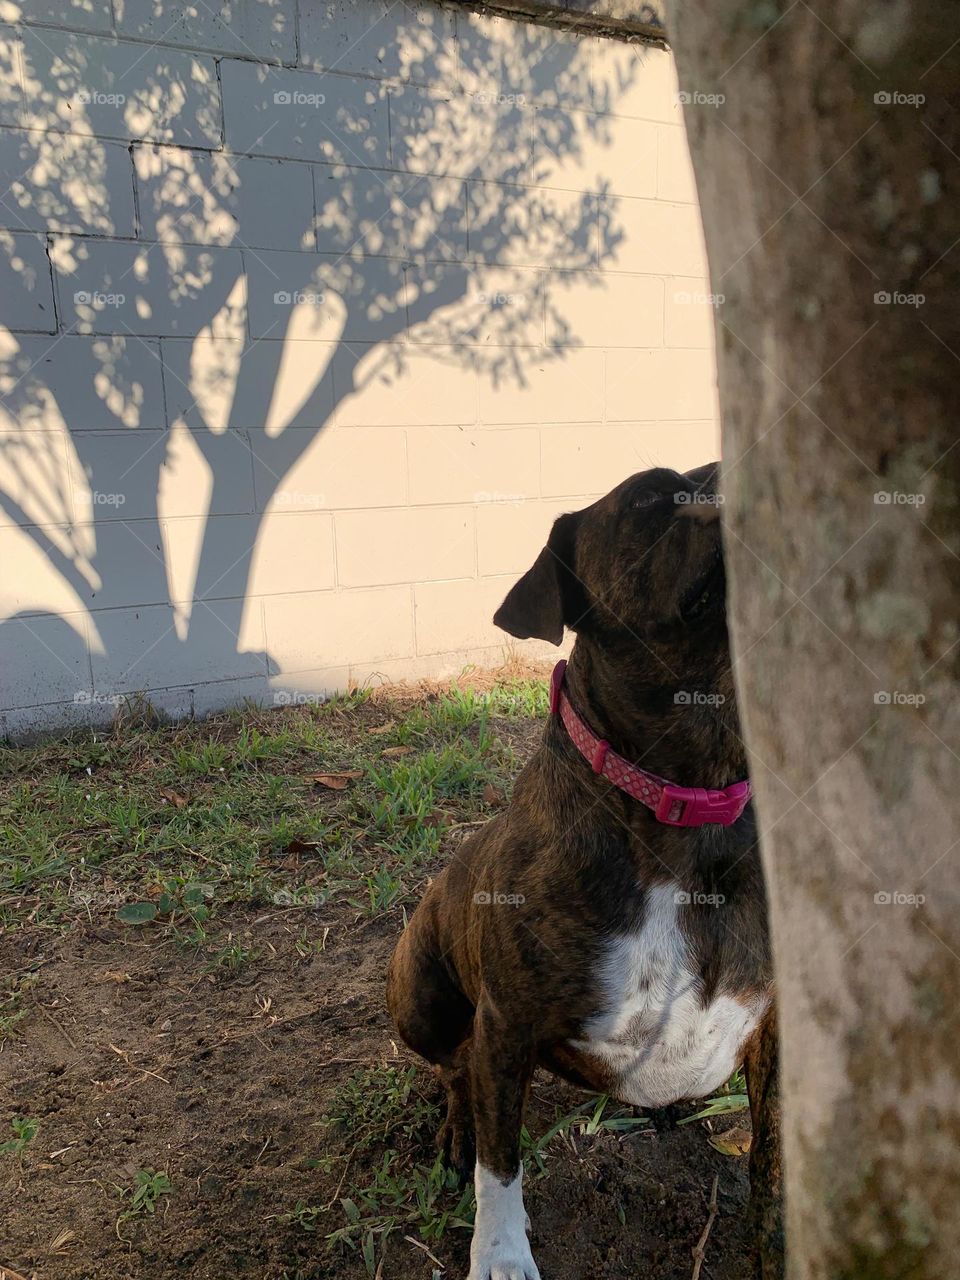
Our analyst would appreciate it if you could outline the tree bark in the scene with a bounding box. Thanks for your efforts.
[668,3,960,1277]
[745,1007,784,1279]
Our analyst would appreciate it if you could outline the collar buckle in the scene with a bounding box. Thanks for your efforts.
[655,781,751,828]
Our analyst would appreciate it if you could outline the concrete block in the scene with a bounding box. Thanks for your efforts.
[605,347,719,422]
[7,0,114,33]
[0,127,136,236]
[546,270,663,347]
[591,43,682,123]
[0,334,165,431]
[21,29,221,147]
[69,429,168,522]
[665,277,719,348]
[476,498,583,576]
[247,510,336,595]
[604,195,708,276]
[406,425,539,505]
[457,10,593,111]
[116,0,297,61]
[135,146,315,251]
[0,611,91,707]
[90,599,266,693]
[76,518,169,610]
[161,337,336,435]
[334,343,479,426]
[414,574,514,654]
[157,424,256,518]
[0,428,72,527]
[405,262,545,347]
[534,108,657,200]
[221,59,390,167]
[161,513,260,605]
[248,425,406,512]
[245,248,407,343]
[467,183,598,269]
[299,0,456,87]
[314,163,467,261]
[389,84,534,184]
[51,236,246,336]
[0,230,55,332]
[0,521,93,618]
[263,585,414,671]
[335,505,474,587]
[657,122,699,204]
[0,34,22,127]
[540,421,719,495]
[478,346,602,425]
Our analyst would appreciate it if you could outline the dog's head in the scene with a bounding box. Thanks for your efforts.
[494,463,726,653]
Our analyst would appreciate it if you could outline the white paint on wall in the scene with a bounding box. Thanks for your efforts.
[0,1,720,734]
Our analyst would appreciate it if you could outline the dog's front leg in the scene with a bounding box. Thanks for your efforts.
[468,998,540,1280]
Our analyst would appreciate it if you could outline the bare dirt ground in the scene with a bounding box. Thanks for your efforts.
[0,673,753,1280]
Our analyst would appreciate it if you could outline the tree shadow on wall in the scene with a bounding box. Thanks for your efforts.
[0,11,648,715]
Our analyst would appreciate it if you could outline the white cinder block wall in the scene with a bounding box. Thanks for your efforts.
[0,0,720,736]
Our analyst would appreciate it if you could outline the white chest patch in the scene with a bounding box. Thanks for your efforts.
[570,882,769,1108]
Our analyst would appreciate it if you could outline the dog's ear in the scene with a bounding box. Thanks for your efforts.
[493,511,581,645]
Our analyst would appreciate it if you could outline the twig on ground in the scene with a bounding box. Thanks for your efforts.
[323,1140,360,1211]
[38,1003,78,1050]
[691,1173,720,1280]
[405,1235,445,1268]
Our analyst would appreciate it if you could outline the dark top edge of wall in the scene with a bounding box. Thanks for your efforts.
[450,1,669,46]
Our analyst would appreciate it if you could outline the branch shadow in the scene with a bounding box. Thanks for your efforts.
[0,12,647,721]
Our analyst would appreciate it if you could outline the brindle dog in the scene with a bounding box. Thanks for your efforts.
[387,464,783,1280]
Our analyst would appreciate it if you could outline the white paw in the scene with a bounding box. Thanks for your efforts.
[469,1163,540,1280]
[468,1240,541,1280]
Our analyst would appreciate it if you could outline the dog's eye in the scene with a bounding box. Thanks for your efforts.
[631,490,661,509]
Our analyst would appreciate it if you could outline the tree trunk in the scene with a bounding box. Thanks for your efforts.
[745,1007,784,1278]
[668,3,960,1277]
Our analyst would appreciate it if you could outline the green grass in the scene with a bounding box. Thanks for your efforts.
[115,1168,173,1239]
[0,1116,38,1157]
[677,1066,749,1124]
[0,677,548,943]
[0,971,38,1043]
[292,1063,655,1277]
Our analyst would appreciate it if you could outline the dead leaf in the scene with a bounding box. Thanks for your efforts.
[102,970,130,984]
[380,745,413,758]
[160,788,188,808]
[422,809,453,829]
[708,1126,752,1157]
[367,720,396,736]
[312,771,363,790]
[283,838,320,855]
[483,783,505,807]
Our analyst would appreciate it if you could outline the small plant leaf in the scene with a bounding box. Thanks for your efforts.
[117,902,158,925]
[341,1197,361,1223]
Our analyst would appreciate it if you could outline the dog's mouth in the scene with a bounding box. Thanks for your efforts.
[680,544,726,622]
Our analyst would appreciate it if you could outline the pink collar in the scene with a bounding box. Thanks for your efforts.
[550,661,750,827]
